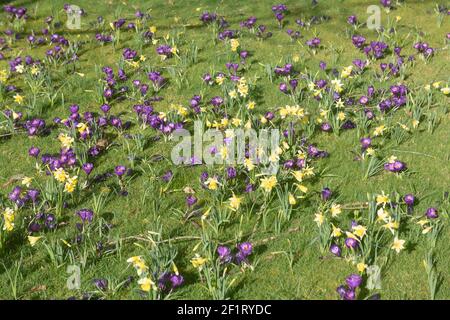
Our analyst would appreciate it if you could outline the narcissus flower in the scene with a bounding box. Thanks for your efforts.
[229,194,242,211]
[138,277,156,292]
[28,236,42,247]
[330,204,342,217]
[2,208,15,231]
[376,192,390,207]
[391,237,405,253]
[260,176,277,192]
[191,255,208,269]
[230,39,240,52]
[53,168,69,183]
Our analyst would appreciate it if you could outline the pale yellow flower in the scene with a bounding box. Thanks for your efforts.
[331,224,342,237]
[191,255,208,269]
[246,101,256,110]
[2,208,15,231]
[22,176,33,188]
[288,193,297,205]
[330,204,342,217]
[352,225,367,239]
[28,236,42,247]
[53,168,69,183]
[64,176,78,193]
[138,277,156,292]
[260,176,277,193]
[314,212,324,226]
[230,39,240,52]
[229,194,242,211]
[376,192,390,207]
[14,94,24,105]
[357,262,368,273]
[58,133,74,149]
[373,125,386,136]
[391,237,405,253]
[205,177,220,190]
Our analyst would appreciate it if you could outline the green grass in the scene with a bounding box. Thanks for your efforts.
[0,0,449,300]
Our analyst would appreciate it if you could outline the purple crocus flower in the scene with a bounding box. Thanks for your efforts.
[217,246,232,263]
[29,146,40,158]
[82,163,94,175]
[27,189,40,203]
[162,170,173,182]
[425,207,438,219]
[321,187,332,201]
[404,194,415,206]
[93,278,108,291]
[336,285,347,298]
[186,195,197,207]
[77,209,94,223]
[114,165,126,176]
[170,274,184,288]
[346,274,362,289]
[344,290,356,300]
[345,237,358,249]
[237,242,253,256]
[226,167,237,179]
[330,244,341,257]
[320,122,332,132]
[347,15,357,25]
[360,137,372,149]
